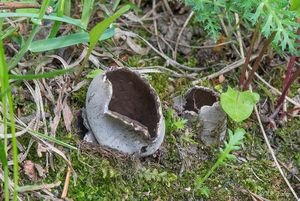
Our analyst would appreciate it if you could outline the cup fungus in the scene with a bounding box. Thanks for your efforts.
[84,68,165,156]
[174,87,227,145]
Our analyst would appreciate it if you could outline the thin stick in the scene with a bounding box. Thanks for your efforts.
[0,2,40,9]
[254,71,300,108]
[121,30,207,71]
[61,165,71,198]
[192,54,259,84]
[254,106,299,200]
[18,181,61,192]
[152,0,166,55]
[173,11,194,61]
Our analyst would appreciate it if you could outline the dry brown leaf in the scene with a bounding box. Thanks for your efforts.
[213,35,228,53]
[62,97,74,132]
[24,160,37,181]
[50,87,64,136]
[35,163,46,178]
[126,37,149,55]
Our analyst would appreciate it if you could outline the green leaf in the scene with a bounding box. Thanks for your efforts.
[81,0,95,29]
[0,139,8,166]
[27,129,77,150]
[49,0,66,38]
[173,119,187,130]
[29,28,115,52]
[227,128,245,147]
[200,186,210,198]
[86,69,104,79]
[86,5,131,57]
[0,13,83,28]
[9,68,74,80]
[291,0,300,16]
[220,87,260,122]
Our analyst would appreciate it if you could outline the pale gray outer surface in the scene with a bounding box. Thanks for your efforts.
[198,102,227,145]
[176,86,227,145]
[85,73,165,156]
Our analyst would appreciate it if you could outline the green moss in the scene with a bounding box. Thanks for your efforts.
[71,84,89,107]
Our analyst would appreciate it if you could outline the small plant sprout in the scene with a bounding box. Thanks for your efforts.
[165,108,187,134]
[195,128,246,197]
[220,87,260,122]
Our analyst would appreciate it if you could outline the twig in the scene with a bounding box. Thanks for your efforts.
[162,0,175,19]
[254,71,300,108]
[0,2,40,9]
[119,29,207,71]
[152,0,165,54]
[18,181,61,192]
[254,106,299,200]
[165,38,233,49]
[61,165,71,198]
[192,55,259,84]
[173,11,194,61]
[240,189,271,201]
[278,160,300,182]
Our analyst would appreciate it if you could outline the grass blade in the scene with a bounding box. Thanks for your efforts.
[64,0,71,16]
[0,38,19,201]
[9,68,74,80]
[1,121,78,150]
[88,5,130,56]
[0,140,8,167]
[0,38,11,201]
[77,5,130,80]
[28,129,77,150]
[81,0,94,29]
[48,0,65,38]
[29,28,115,52]
[8,0,51,70]
[0,13,83,28]
[1,27,17,40]
[113,0,122,11]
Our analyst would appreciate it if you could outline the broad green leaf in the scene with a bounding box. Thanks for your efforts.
[86,69,104,79]
[291,0,300,17]
[220,87,259,122]
[29,28,115,52]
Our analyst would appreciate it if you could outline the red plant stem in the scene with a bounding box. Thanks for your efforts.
[274,23,300,111]
[283,56,296,88]
[239,18,262,87]
[276,66,300,109]
[242,32,276,90]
